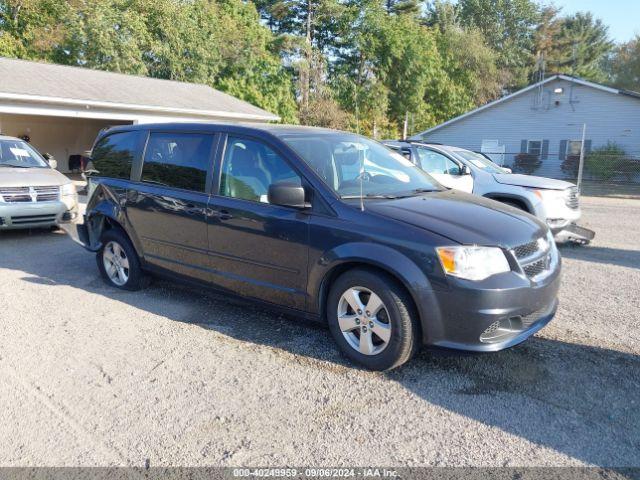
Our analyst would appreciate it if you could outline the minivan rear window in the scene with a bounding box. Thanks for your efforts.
[91,131,145,180]
[141,132,214,192]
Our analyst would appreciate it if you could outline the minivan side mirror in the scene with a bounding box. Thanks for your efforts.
[460,165,471,176]
[268,182,309,209]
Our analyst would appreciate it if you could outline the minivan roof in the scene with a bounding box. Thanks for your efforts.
[99,122,343,139]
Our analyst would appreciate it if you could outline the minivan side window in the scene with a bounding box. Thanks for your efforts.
[220,137,301,203]
[91,131,145,179]
[141,132,214,192]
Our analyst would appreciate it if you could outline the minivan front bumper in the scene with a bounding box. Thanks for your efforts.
[59,213,98,250]
[0,200,78,229]
[425,259,561,352]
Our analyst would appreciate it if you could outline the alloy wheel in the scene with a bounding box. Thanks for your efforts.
[337,286,392,355]
[102,241,130,287]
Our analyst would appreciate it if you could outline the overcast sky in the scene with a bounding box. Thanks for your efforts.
[550,0,638,43]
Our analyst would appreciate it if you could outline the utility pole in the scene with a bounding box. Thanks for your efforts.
[577,123,587,194]
[402,111,409,140]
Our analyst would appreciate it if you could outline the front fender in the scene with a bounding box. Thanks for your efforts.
[308,242,443,345]
[483,191,540,216]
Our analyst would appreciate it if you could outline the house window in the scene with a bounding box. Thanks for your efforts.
[527,140,542,156]
[567,140,582,156]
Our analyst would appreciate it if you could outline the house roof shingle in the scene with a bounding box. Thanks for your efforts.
[0,57,279,121]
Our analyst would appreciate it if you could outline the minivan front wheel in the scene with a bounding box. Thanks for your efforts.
[327,269,419,371]
[97,229,144,291]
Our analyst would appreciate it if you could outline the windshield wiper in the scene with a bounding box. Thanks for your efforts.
[0,164,31,168]
[395,188,439,198]
[341,193,398,200]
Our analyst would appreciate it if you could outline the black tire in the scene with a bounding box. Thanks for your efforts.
[327,268,420,371]
[96,228,144,291]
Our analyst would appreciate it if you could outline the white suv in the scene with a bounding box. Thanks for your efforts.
[0,135,78,230]
[384,140,592,242]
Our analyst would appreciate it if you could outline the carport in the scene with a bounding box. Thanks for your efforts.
[0,114,131,172]
[0,57,280,173]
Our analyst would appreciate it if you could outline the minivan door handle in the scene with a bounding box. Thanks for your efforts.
[218,210,233,221]
[207,208,233,221]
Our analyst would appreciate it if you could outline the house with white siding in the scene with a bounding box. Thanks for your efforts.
[411,75,640,181]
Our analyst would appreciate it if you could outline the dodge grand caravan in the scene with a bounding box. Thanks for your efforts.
[0,135,78,229]
[62,124,561,370]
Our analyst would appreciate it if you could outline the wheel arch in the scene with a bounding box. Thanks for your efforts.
[310,243,442,345]
[483,193,533,213]
[85,199,143,257]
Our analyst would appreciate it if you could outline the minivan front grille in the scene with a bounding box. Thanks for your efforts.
[523,256,550,277]
[513,240,539,260]
[565,186,579,209]
[511,237,553,280]
[0,186,59,203]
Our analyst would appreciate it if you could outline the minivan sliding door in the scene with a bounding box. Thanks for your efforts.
[126,131,217,282]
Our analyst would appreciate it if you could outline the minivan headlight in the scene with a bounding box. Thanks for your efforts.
[436,246,511,281]
[60,183,76,197]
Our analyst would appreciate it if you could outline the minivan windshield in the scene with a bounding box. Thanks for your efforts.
[281,133,442,199]
[0,139,48,168]
[453,150,508,174]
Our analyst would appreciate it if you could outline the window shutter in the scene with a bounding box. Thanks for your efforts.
[542,140,549,160]
[520,140,528,153]
[584,140,592,154]
[559,140,567,160]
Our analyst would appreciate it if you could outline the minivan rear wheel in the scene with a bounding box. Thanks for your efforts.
[327,268,419,371]
[97,229,144,291]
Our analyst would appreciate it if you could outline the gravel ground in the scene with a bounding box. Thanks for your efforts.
[0,195,638,467]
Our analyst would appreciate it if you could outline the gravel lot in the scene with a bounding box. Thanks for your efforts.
[0,195,638,467]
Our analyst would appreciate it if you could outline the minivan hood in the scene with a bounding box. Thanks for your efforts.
[366,190,547,246]
[493,173,574,190]
[0,167,68,187]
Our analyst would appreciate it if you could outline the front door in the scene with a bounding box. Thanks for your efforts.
[415,147,474,193]
[206,135,310,310]
[126,131,216,282]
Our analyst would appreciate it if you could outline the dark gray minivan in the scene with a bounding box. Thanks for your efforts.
[63,123,561,370]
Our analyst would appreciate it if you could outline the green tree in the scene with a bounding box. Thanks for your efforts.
[333,2,473,137]
[0,0,68,58]
[0,0,298,122]
[383,0,420,16]
[456,0,541,89]
[605,35,640,91]
[424,0,460,31]
[539,11,613,82]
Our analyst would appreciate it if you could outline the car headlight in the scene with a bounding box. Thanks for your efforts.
[528,188,565,202]
[436,246,511,281]
[60,183,76,197]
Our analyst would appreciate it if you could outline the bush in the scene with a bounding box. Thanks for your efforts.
[561,154,580,179]
[616,156,640,183]
[513,153,542,175]
[585,142,627,181]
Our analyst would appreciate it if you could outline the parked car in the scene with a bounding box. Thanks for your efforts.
[0,135,78,230]
[62,124,560,370]
[383,140,593,242]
